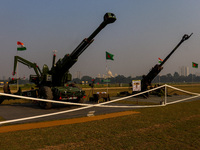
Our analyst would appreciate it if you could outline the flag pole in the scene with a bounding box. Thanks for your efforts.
[16,51,18,91]
[16,41,27,91]
[106,59,108,94]
[192,67,193,84]
[105,51,114,96]
[17,62,18,90]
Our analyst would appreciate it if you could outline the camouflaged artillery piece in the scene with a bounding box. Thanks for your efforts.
[141,33,193,93]
[0,13,116,108]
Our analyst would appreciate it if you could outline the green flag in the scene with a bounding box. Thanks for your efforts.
[106,51,114,60]
[192,62,198,68]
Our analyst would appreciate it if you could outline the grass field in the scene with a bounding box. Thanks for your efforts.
[0,99,200,149]
[0,84,200,149]
[0,117,3,121]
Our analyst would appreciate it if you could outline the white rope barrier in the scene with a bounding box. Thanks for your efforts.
[0,95,144,125]
[0,105,92,125]
[0,92,90,106]
[0,84,199,125]
[0,84,166,107]
[166,84,200,96]
[166,95,200,105]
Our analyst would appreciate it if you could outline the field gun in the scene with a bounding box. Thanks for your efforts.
[50,13,116,86]
[1,13,116,108]
[141,33,193,92]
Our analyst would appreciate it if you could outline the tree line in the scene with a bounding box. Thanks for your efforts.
[73,72,200,84]
[1,71,200,85]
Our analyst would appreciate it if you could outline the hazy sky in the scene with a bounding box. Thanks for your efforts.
[1,0,200,79]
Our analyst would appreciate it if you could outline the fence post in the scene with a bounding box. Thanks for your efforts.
[164,85,167,105]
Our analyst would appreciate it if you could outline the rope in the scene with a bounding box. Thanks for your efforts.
[0,84,199,125]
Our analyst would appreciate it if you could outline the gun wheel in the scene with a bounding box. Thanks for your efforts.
[3,82,11,94]
[0,97,4,104]
[77,98,84,103]
[39,86,53,109]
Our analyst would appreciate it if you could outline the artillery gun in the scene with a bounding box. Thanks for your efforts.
[141,33,193,92]
[0,13,116,108]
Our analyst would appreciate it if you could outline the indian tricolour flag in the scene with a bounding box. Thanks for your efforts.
[158,58,163,63]
[17,41,26,51]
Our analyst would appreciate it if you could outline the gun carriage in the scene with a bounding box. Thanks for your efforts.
[0,13,116,108]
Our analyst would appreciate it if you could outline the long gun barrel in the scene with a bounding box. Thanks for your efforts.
[141,33,193,91]
[52,13,116,86]
[70,13,116,59]
[159,33,193,67]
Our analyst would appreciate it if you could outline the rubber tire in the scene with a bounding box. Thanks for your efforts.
[39,86,53,109]
[3,83,11,94]
[0,97,4,104]
[0,83,10,104]
[77,98,84,103]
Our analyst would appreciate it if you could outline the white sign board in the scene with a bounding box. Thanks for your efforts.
[132,80,141,91]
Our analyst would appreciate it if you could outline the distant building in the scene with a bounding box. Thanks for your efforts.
[179,66,189,76]
[97,74,101,78]
[107,70,114,78]
[96,70,117,79]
